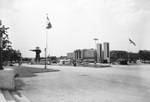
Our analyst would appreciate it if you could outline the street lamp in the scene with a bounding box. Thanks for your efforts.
[93,38,98,63]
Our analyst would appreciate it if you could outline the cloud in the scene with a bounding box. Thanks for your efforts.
[133,0,150,11]
[0,0,15,10]
[1,0,150,57]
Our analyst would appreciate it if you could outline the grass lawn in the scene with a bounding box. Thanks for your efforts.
[6,66,60,78]
[4,66,60,90]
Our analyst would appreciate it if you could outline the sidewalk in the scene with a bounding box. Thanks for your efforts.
[0,89,30,102]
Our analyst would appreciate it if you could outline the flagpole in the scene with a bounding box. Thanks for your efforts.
[45,13,52,69]
[45,29,47,69]
[45,14,48,69]
[128,38,130,63]
[128,41,130,63]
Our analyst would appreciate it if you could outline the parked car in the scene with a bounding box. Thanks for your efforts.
[40,59,51,65]
[58,60,71,66]
[116,58,128,65]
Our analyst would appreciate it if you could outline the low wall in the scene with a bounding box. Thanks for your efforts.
[0,69,14,90]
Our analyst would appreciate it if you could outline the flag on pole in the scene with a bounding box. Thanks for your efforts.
[129,38,136,46]
[46,16,52,29]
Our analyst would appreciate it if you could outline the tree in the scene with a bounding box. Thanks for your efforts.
[2,28,12,65]
[0,21,22,66]
[138,50,150,62]
[3,47,22,66]
[0,20,10,69]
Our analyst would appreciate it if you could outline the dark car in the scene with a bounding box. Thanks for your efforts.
[116,58,128,65]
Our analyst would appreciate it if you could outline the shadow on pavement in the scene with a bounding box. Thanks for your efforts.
[12,66,60,90]
[15,79,27,90]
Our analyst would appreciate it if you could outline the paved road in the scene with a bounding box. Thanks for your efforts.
[20,64,150,102]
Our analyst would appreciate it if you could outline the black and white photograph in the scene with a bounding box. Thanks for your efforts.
[0,0,150,102]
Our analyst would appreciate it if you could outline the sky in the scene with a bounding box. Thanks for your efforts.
[0,0,150,57]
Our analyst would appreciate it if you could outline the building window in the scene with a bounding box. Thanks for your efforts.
[117,53,120,58]
[121,53,122,58]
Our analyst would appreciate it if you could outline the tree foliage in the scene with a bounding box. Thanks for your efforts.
[138,50,150,62]
[1,23,21,65]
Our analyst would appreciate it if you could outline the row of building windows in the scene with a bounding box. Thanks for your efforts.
[67,50,138,63]
[67,42,138,63]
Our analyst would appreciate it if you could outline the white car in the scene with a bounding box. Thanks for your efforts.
[40,59,51,65]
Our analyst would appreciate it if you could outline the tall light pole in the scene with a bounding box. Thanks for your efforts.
[93,38,98,63]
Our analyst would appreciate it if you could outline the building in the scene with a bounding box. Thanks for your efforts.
[67,42,111,63]
[110,50,128,62]
[82,49,95,59]
[73,49,95,62]
[128,52,138,62]
[110,50,138,63]
[97,43,102,63]
[67,52,74,59]
[103,42,110,63]
[67,40,140,64]
[73,49,82,60]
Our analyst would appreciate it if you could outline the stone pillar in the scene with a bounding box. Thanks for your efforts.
[73,50,77,60]
[81,50,84,59]
[79,50,81,59]
[0,69,14,90]
[75,50,78,60]
[73,51,75,60]
[76,50,78,59]
[75,51,77,60]
[77,50,80,59]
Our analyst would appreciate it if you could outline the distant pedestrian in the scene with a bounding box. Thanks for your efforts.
[18,59,21,66]
[73,61,76,67]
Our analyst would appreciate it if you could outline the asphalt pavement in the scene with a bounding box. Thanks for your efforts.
[19,64,150,102]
